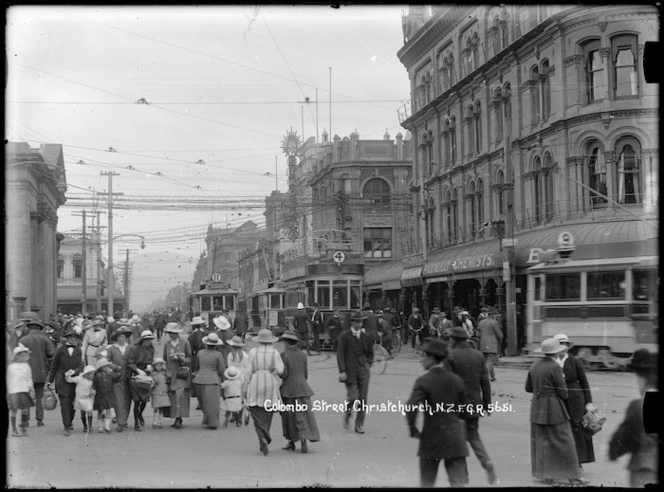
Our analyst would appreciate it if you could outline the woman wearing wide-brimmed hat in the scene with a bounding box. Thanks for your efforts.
[526,338,586,485]
[212,315,234,360]
[187,316,208,374]
[106,326,134,432]
[162,322,192,429]
[279,330,320,453]
[246,328,284,455]
[552,333,596,470]
[609,349,658,487]
[127,330,156,431]
[192,332,226,430]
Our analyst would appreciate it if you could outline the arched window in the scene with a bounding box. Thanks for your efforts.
[450,116,457,164]
[418,75,427,109]
[468,181,477,238]
[362,178,391,205]
[503,83,512,122]
[466,105,475,157]
[615,137,642,204]
[427,196,436,247]
[474,101,482,153]
[472,33,480,68]
[463,37,474,77]
[445,116,457,166]
[476,178,485,230]
[543,152,554,220]
[530,66,540,124]
[540,59,551,120]
[491,16,501,55]
[451,188,459,243]
[439,55,449,92]
[533,156,543,224]
[497,169,505,215]
[73,254,83,279]
[612,34,638,97]
[448,54,456,87]
[57,255,64,278]
[582,39,605,104]
[425,72,433,104]
[587,142,608,208]
[494,88,503,142]
[500,9,509,49]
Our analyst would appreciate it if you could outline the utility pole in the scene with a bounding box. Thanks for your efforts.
[504,109,518,356]
[100,172,122,317]
[72,210,88,314]
[94,211,105,313]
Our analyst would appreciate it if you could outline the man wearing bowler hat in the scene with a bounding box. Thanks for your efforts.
[337,310,374,434]
[406,337,469,487]
[445,326,497,484]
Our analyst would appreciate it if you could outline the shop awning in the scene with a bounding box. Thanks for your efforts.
[401,266,424,287]
[256,286,286,294]
[364,260,404,290]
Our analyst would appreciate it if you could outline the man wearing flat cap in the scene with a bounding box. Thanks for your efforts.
[337,310,373,434]
[406,337,469,487]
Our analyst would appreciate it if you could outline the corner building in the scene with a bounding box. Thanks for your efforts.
[397,6,658,360]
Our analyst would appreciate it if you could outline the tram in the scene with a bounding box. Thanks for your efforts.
[526,255,658,369]
[250,285,287,335]
[284,276,362,350]
[189,281,238,329]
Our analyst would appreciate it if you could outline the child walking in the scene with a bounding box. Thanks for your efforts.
[150,358,170,429]
[220,366,244,428]
[65,365,97,433]
[92,358,118,433]
[7,344,35,437]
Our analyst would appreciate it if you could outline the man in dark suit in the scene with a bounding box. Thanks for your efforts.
[361,303,379,343]
[19,319,56,428]
[406,337,469,487]
[445,326,497,485]
[337,310,373,434]
[293,302,313,355]
[310,302,323,354]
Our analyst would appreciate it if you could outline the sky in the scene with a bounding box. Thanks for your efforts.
[5,5,412,311]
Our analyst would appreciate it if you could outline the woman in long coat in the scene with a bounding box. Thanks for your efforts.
[162,322,192,429]
[553,333,595,468]
[279,330,320,453]
[246,329,284,456]
[192,332,226,430]
[106,326,134,432]
[526,338,586,485]
[127,330,156,431]
[47,328,85,436]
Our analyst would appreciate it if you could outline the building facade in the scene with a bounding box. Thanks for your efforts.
[6,142,68,322]
[397,6,658,355]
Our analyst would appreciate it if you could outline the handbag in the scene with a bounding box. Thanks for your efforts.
[581,407,606,436]
[42,387,58,411]
[176,366,190,380]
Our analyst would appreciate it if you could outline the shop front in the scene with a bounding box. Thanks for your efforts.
[363,259,404,311]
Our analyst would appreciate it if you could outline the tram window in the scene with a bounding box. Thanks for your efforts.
[225,295,235,311]
[270,294,281,309]
[534,277,541,301]
[633,270,651,301]
[213,296,224,311]
[587,271,625,300]
[317,281,330,308]
[333,280,348,309]
[307,281,315,306]
[545,274,580,301]
[350,281,361,309]
[201,297,211,312]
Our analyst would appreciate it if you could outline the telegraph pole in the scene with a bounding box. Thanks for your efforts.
[71,210,88,314]
[94,211,105,313]
[100,172,122,317]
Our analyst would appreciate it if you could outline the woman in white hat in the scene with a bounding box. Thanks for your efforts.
[162,322,192,429]
[526,338,586,485]
[7,344,35,437]
[279,330,320,453]
[552,333,596,470]
[226,336,251,393]
[127,330,156,431]
[212,315,234,360]
[246,328,284,456]
[220,366,244,428]
[192,332,226,430]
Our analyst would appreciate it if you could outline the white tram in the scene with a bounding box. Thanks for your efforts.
[189,281,238,328]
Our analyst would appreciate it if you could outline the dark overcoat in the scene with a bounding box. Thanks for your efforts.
[47,345,84,397]
[445,341,491,411]
[406,365,469,459]
[20,330,55,384]
[562,355,592,424]
[525,357,570,425]
[280,344,314,398]
[336,330,373,380]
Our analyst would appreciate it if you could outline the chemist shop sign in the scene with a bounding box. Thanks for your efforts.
[423,253,501,276]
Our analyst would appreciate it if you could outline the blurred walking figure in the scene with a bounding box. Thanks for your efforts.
[325,311,343,351]
[106,326,134,432]
[92,358,117,433]
[7,345,35,437]
[477,307,502,382]
[609,349,658,487]
[526,338,586,485]
[193,332,226,430]
[406,338,469,487]
[162,323,192,429]
[233,311,249,342]
[127,330,155,431]
[293,302,313,355]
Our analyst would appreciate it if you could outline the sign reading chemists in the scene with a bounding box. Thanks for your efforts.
[423,253,501,276]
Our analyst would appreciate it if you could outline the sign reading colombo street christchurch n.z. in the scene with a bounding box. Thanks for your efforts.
[423,253,500,276]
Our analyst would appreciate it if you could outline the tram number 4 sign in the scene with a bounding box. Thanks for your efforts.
[333,251,346,264]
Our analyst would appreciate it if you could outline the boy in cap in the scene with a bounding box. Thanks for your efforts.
[406,338,469,487]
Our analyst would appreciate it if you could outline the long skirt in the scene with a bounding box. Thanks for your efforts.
[112,381,131,426]
[163,388,190,419]
[249,406,274,444]
[531,422,582,480]
[195,384,220,428]
[570,421,595,464]
[281,396,320,442]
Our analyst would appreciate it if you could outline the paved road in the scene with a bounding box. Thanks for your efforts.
[7,342,640,488]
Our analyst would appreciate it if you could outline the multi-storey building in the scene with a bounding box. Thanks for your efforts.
[6,142,68,322]
[397,6,658,357]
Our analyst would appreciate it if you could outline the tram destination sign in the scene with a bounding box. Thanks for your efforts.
[207,282,230,290]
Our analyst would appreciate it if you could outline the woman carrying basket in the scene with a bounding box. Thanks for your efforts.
[127,330,155,431]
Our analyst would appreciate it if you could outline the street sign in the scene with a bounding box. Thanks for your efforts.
[502,261,511,282]
[333,251,345,264]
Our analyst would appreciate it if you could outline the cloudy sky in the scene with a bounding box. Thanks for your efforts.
[6,5,411,311]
